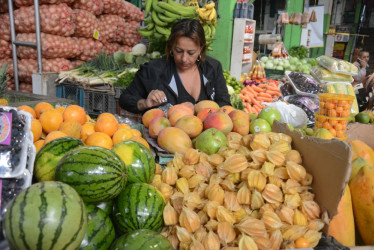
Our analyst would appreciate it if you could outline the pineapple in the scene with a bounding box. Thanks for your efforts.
[0,63,9,106]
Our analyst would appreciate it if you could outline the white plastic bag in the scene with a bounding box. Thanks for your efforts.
[262,101,309,128]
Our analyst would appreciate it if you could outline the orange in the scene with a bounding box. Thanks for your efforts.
[44,131,67,145]
[327,109,337,117]
[18,105,36,118]
[326,102,335,110]
[295,237,310,248]
[34,139,45,153]
[81,122,96,140]
[336,130,345,138]
[335,124,343,131]
[31,119,42,142]
[85,132,113,149]
[97,113,116,120]
[112,128,134,145]
[39,109,63,134]
[95,116,118,137]
[34,102,54,118]
[319,102,325,109]
[323,122,331,130]
[129,136,150,150]
[59,120,82,139]
[131,128,142,137]
[118,123,131,130]
[330,119,338,126]
[63,105,87,125]
[329,128,337,137]
[55,106,66,114]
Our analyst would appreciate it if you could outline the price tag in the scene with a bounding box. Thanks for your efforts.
[93,29,100,40]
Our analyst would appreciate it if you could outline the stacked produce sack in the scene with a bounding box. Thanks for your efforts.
[0,0,144,92]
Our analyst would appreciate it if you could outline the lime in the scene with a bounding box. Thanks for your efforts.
[355,112,370,124]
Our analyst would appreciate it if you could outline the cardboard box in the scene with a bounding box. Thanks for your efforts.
[346,123,374,148]
[273,121,352,235]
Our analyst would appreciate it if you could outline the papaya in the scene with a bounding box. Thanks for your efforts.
[350,157,370,183]
[328,185,355,246]
[349,140,374,167]
[350,165,374,245]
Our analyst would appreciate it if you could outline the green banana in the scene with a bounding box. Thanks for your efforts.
[210,24,216,37]
[152,10,168,26]
[145,21,155,30]
[153,31,164,39]
[144,15,153,23]
[167,0,198,13]
[155,25,171,37]
[138,28,154,37]
[163,9,182,19]
[152,0,165,14]
[145,0,153,16]
[203,23,211,37]
[158,1,196,18]
[158,13,177,23]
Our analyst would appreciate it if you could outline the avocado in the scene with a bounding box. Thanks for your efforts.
[355,112,370,124]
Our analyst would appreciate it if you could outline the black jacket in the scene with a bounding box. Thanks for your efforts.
[119,55,231,114]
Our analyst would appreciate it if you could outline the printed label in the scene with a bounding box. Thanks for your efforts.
[93,29,100,40]
[254,126,261,132]
[298,97,319,112]
[0,112,12,145]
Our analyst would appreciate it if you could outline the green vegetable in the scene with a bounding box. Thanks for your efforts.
[114,68,138,89]
[223,70,243,94]
[124,53,135,64]
[131,43,147,56]
[113,51,126,64]
[230,93,245,111]
[135,56,150,65]
[289,46,309,59]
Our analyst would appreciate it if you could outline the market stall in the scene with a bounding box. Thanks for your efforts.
[0,0,373,249]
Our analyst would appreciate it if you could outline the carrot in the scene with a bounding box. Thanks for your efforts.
[239,93,251,103]
[251,85,264,93]
[250,96,261,106]
[241,89,255,98]
[252,105,261,114]
[268,82,279,88]
[258,92,272,98]
[246,85,258,96]
[257,97,274,103]
[258,84,269,89]
[265,89,281,96]
[246,103,253,113]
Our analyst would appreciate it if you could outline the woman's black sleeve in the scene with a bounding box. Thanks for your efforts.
[119,64,156,114]
[213,62,231,106]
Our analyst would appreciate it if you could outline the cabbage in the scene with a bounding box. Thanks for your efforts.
[265,62,274,69]
[261,56,269,63]
[289,56,299,65]
[276,66,283,71]
[289,65,296,71]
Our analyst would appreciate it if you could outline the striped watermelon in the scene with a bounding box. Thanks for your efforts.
[110,229,172,250]
[34,137,84,181]
[113,183,165,233]
[55,146,127,203]
[3,181,87,250]
[79,204,115,250]
[112,140,155,184]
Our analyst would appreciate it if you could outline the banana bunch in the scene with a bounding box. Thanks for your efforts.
[198,2,217,51]
[185,0,199,7]
[138,0,199,40]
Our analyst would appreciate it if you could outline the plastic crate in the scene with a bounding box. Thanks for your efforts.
[56,83,84,107]
[84,90,116,117]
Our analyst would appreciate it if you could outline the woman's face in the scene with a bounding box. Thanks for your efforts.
[172,36,201,71]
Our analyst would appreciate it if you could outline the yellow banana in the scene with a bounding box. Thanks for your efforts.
[208,7,216,21]
[198,8,212,20]
[204,2,215,10]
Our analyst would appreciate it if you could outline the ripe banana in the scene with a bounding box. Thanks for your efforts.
[205,2,215,10]
[208,7,216,21]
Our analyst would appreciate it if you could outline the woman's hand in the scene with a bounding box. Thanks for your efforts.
[145,89,167,108]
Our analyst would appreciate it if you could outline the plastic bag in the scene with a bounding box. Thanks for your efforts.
[285,95,319,124]
[301,11,310,25]
[293,13,302,25]
[277,12,289,26]
[263,101,309,128]
[310,65,354,83]
[317,55,358,76]
[310,9,317,22]
[289,12,295,24]
[324,82,359,115]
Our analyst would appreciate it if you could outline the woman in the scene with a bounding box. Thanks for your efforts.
[119,18,231,114]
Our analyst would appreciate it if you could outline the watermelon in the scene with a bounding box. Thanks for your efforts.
[110,229,172,250]
[112,140,156,184]
[55,146,127,203]
[34,137,84,181]
[3,181,87,250]
[79,204,115,250]
[113,183,165,233]
[94,200,114,216]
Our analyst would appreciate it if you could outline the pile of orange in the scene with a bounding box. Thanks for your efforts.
[19,102,149,152]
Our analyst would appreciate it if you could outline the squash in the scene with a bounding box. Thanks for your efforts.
[350,165,374,245]
[350,157,370,183]
[328,185,355,246]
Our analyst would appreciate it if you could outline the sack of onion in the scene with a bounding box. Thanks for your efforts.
[0,14,10,42]
[18,58,72,83]
[14,4,76,37]
[120,33,142,47]
[14,0,74,8]
[73,9,99,39]
[123,1,144,22]
[77,38,104,61]
[0,0,8,13]
[73,0,104,16]
[98,15,127,43]
[102,0,128,18]
[16,33,82,59]
[0,40,11,59]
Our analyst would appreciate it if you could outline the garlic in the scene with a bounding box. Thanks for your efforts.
[188,174,206,189]
[190,236,205,250]
[250,132,270,151]
[251,189,264,210]
[269,229,282,250]
[183,148,200,165]
[175,226,192,244]
[178,164,196,179]
[286,161,306,182]
[237,184,251,205]
[262,184,283,204]
[216,206,236,224]
[266,150,285,166]
[276,205,294,225]
[223,154,248,173]
[176,177,189,194]
[195,161,214,179]
[238,233,258,250]
[204,200,220,219]
[163,202,178,226]
[236,216,268,239]
[261,211,283,230]
[301,200,321,220]
[158,183,174,200]
[208,153,225,167]
[293,209,308,226]
[183,192,202,210]
[223,192,241,212]
[247,170,266,191]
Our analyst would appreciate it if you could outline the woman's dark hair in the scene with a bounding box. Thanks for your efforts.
[165,19,207,62]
